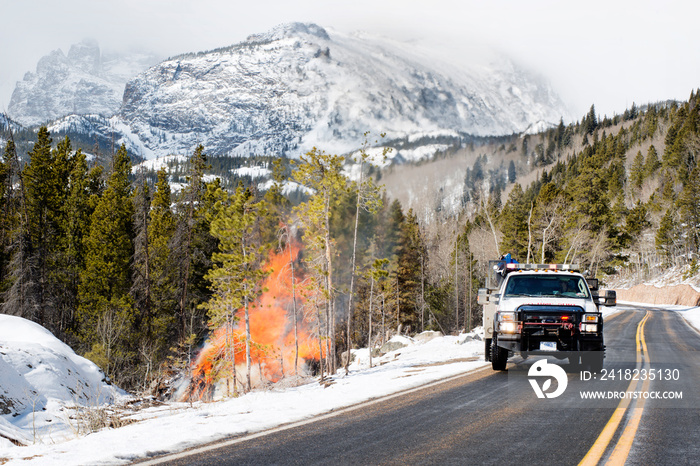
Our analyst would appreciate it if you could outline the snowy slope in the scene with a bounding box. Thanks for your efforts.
[0,315,127,448]
[120,22,569,159]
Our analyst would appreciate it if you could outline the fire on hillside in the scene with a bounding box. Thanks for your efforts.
[179,244,322,401]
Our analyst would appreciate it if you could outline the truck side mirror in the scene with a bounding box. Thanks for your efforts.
[594,289,616,306]
[586,278,599,292]
[601,290,616,306]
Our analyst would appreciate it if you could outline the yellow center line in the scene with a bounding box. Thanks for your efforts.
[604,311,651,465]
[577,310,650,466]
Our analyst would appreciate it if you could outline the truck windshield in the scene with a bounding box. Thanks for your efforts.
[503,275,589,298]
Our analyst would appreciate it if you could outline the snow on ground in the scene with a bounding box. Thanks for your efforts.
[396,144,450,163]
[677,306,700,332]
[0,315,128,453]
[131,154,187,174]
[608,263,700,292]
[257,179,314,196]
[0,325,487,465]
[618,300,700,334]
[600,305,624,320]
[231,166,271,179]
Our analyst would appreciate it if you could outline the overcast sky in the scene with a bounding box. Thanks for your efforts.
[1,0,698,121]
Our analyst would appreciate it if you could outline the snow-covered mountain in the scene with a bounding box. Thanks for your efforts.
[8,39,159,127]
[0,113,21,138]
[119,23,569,159]
[9,23,569,161]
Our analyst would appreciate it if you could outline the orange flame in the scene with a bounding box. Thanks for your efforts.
[186,243,320,399]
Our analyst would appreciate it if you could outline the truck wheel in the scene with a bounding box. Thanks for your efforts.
[485,338,492,362]
[491,337,508,371]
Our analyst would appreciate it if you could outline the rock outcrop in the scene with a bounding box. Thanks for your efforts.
[615,284,700,307]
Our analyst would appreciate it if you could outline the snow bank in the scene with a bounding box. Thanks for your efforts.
[676,306,700,333]
[0,315,127,447]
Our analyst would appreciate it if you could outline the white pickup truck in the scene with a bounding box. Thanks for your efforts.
[479,260,615,371]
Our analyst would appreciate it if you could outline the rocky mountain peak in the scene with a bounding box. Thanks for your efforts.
[245,22,330,44]
[118,23,569,159]
[8,40,157,127]
[66,38,101,74]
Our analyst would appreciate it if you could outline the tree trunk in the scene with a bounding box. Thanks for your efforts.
[541,215,556,263]
[288,241,299,375]
[317,304,325,381]
[527,202,534,264]
[381,293,386,346]
[368,277,374,369]
[244,292,251,392]
[345,165,363,374]
[179,204,194,338]
[465,252,471,331]
[483,200,500,257]
[323,197,335,374]
[420,253,425,332]
[454,233,459,331]
[395,274,400,332]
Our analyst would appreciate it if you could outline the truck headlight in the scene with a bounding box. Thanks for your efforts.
[581,323,597,333]
[501,322,517,333]
[583,314,598,323]
[499,312,515,322]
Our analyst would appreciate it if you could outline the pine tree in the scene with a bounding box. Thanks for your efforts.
[292,147,347,373]
[149,168,177,347]
[171,144,216,347]
[656,209,679,264]
[498,183,530,260]
[130,173,153,375]
[77,144,136,384]
[677,166,700,255]
[395,208,423,332]
[643,145,661,178]
[60,149,91,339]
[0,140,16,295]
[260,158,291,247]
[380,199,404,260]
[22,127,56,326]
[630,151,645,189]
[204,185,269,393]
[0,137,34,317]
[624,202,651,244]
[507,160,517,183]
[584,104,598,135]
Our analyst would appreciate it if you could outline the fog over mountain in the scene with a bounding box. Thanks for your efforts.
[8,39,159,127]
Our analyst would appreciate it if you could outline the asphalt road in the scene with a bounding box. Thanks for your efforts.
[143,306,699,465]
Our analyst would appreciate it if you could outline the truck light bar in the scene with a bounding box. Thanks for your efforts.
[505,263,580,271]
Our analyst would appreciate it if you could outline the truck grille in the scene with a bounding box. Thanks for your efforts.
[517,305,584,351]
